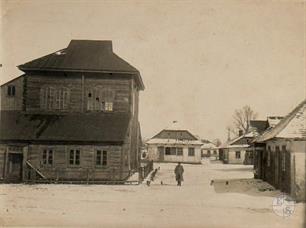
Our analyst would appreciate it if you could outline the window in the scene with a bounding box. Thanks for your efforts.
[87,87,115,111]
[207,150,211,156]
[69,149,80,165]
[7,85,16,96]
[40,87,70,110]
[213,150,217,155]
[177,148,183,156]
[105,102,113,111]
[170,147,176,155]
[96,150,108,166]
[165,147,171,155]
[188,147,195,156]
[275,146,280,152]
[235,151,241,159]
[42,149,53,165]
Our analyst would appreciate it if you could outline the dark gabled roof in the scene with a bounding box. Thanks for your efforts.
[249,120,268,133]
[152,129,198,141]
[18,40,144,90]
[255,99,306,142]
[0,111,130,144]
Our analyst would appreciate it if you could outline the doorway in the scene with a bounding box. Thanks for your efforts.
[7,153,23,182]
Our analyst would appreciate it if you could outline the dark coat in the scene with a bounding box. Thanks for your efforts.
[174,164,184,181]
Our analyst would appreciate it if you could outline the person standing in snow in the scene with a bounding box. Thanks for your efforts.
[174,162,184,186]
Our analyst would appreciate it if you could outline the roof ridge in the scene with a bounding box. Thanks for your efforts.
[255,99,306,142]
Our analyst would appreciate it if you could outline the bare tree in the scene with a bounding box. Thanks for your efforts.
[227,105,258,137]
[212,138,222,147]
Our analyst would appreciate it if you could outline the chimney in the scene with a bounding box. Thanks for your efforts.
[238,130,243,136]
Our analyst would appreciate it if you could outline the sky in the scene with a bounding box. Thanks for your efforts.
[0,0,305,142]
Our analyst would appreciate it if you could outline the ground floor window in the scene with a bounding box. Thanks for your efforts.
[235,151,241,159]
[213,150,217,155]
[165,147,184,156]
[165,147,171,155]
[69,149,80,165]
[177,148,183,156]
[96,150,108,166]
[42,149,53,166]
[188,147,195,156]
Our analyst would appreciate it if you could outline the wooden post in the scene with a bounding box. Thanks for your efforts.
[3,147,8,181]
[291,154,296,199]
[81,74,85,112]
[22,146,28,181]
[86,168,89,184]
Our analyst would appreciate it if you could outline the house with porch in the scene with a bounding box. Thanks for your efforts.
[0,40,144,183]
[146,126,202,164]
[253,100,305,201]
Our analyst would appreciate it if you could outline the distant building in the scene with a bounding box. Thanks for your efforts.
[201,140,218,158]
[219,120,268,165]
[0,40,144,183]
[146,126,203,164]
[253,100,305,201]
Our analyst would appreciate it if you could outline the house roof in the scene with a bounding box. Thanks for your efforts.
[201,142,217,149]
[267,116,283,127]
[0,111,130,144]
[249,120,268,134]
[255,99,306,142]
[18,40,144,90]
[146,138,203,145]
[219,134,253,149]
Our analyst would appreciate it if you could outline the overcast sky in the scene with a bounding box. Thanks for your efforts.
[0,0,305,141]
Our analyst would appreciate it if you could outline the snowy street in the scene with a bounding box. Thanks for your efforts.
[0,159,304,228]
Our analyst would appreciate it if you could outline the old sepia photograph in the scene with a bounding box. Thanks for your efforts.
[0,0,305,227]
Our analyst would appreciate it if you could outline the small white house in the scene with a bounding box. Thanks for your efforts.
[201,141,218,158]
[146,128,203,164]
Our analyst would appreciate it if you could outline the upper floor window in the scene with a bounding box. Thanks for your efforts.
[87,87,115,112]
[7,85,16,96]
[40,86,70,110]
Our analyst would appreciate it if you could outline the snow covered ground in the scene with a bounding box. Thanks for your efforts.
[0,159,305,227]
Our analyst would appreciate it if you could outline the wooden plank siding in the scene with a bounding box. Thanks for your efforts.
[25,144,126,181]
[25,73,132,113]
[0,76,24,111]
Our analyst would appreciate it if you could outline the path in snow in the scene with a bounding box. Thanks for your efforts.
[0,159,304,227]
